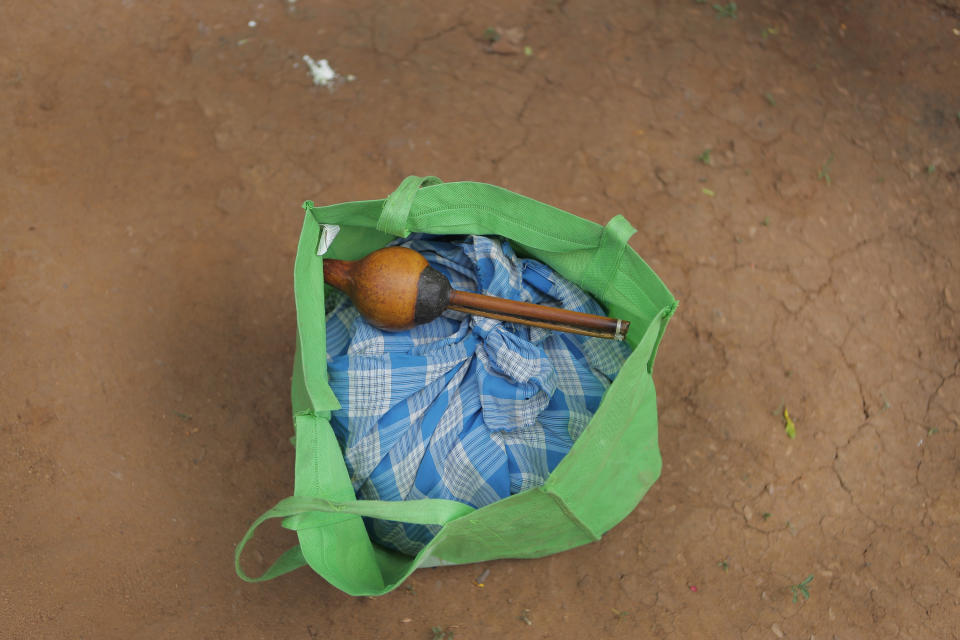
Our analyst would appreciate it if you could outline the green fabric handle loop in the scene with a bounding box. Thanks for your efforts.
[235,499,311,583]
[376,175,443,237]
[579,214,636,300]
[234,494,474,582]
[280,495,476,528]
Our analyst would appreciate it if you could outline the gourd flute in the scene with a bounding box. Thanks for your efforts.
[322,246,629,341]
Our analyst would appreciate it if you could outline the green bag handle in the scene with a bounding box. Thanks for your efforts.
[374,177,637,305]
[235,494,474,582]
[579,214,637,301]
[306,182,602,253]
[235,506,309,582]
[376,175,443,237]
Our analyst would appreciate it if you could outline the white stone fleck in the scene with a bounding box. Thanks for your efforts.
[302,55,338,87]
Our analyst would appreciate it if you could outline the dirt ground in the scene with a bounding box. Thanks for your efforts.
[2,0,959,637]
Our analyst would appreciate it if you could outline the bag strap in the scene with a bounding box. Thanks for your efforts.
[305,180,605,254]
[234,499,311,583]
[376,175,443,237]
[235,494,473,582]
[578,214,636,300]
[283,494,475,526]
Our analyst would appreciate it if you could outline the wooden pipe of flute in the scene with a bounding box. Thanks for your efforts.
[322,246,629,341]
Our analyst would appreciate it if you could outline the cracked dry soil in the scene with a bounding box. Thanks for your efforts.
[2,1,959,638]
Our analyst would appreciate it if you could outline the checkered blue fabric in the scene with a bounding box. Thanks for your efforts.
[324,235,630,555]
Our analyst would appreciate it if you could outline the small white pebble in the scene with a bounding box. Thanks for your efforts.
[303,55,337,86]
[771,622,784,638]
[248,20,257,28]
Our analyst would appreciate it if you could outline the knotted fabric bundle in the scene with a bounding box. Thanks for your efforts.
[325,234,630,555]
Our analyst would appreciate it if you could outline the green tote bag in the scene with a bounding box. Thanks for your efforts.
[235,176,677,596]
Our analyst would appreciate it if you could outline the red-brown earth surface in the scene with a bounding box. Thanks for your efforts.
[2,0,959,638]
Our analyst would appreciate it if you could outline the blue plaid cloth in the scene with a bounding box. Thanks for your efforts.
[325,234,630,555]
